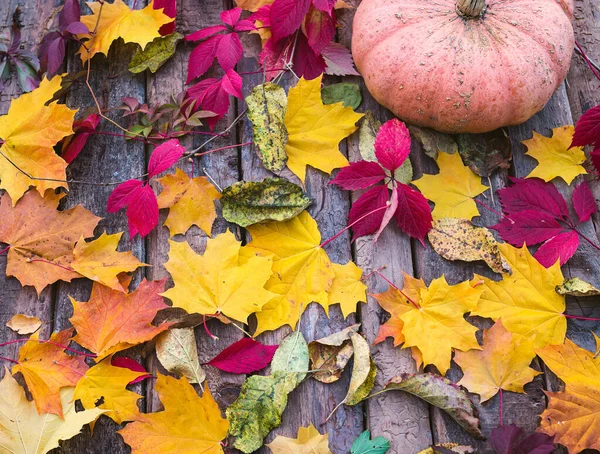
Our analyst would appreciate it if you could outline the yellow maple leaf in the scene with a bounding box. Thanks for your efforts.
[284,75,363,183]
[156,168,221,236]
[471,244,566,349]
[74,356,145,425]
[413,152,488,220]
[118,374,229,454]
[523,126,587,184]
[454,320,540,402]
[79,0,173,63]
[328,262,367,318]
[266,424,331,454]
[0,371,103,454]
[162,231,274,323]
[71,231,146,292]
[0,76,76,204]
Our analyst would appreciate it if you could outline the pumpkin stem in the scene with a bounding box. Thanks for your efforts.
[456,0,487,18]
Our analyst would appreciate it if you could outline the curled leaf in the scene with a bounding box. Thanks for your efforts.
[155,328,205,384]
[308,324,359,383]
[345,332,376,406]
[128,32,183,74]
[556,277,600,297]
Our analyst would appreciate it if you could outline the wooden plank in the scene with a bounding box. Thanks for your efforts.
[337,4,435,453]
[237,55,364,454]
[144,0,245,414]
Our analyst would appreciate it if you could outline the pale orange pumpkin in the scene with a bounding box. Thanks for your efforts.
[352,0,575,133]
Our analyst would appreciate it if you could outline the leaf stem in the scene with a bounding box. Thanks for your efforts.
[373,269,420,310]
[573,228,600,252]
[575,40,600,83]
[0,339,97,357]
[26,258,75,273]
[203,315,219,341]
[0,355,18,364]
[499,388,503,427]
[319,205,388,249]
[0,245,10,255]
[194,141,253,158]
[474,198,503,218]
[564,314,600,321]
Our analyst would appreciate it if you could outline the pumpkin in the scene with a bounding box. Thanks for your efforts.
[352,0,575,134]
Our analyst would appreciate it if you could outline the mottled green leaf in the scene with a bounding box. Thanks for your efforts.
[128,33,183,74]
[271,329,309,385]
[556,277,600,297]
[321,82,362,110]
[246,82,288,171]
[408,125,458,160]
[351,430,390,454]
[221,178,311,227]
[456,130,512,177]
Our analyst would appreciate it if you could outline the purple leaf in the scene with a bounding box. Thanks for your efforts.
[498,178,569,220]
[207,338,278,374]
[491,424,555,454]
[571,104,600,149]
[311,0,336,12]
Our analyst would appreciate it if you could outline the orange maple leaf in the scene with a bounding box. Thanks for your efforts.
[0,190,100,294]
[12,328,88,417]
[70,279,172,359]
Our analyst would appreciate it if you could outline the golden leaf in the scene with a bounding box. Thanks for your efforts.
[267,424,331,454]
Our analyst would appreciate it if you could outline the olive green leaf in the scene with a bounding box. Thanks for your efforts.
[428,218,510,274]
[128,33,183,74]
[408,125,458,160]
[350,430,390,454]
[155,328,205,384]
[321,83,362,110]
[246,82,288,171]
[221,178,311,227]
[309,324,360,383]
[271,329,310,385]
[556,277,600,297]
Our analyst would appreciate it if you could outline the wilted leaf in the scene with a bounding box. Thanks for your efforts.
[245,82,288,172]
[308,324,359,383]
[490,424,555,454]
[128,32,183,74]
[155,328,205,384]
[321,82,361,110]
[267,424,331,454]
[408,125,458,160]
[417,444,473,454]
[344,332,376,406]
[350,430,390,454]
[207,337,277,374]
[555,277,600,297]
[221,178,311,227]
[428,218,509,274]
[456,130,512,177]
[6,314,42,335]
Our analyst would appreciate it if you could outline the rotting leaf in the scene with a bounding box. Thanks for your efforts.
[379,373,483,440]
[408,124,458,160]
[428,218,510,274]
[308,324,359,383]
[345,331,376,406]
[128,32,183,74]
[456,130,512,177]
[245,82,288,172]
[221,178,312,227]
[555,277,600,297]
[350,430,390,454]
[155,328,206,384]
[321,82,362,110]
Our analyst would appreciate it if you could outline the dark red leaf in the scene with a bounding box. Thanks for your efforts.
[185,25,227,42]
[216,32,243,71]
[498,178,569,220]
[292,32,326,80]
[64,22,89,35]
[322,42,360,76]
[374,119,411,172]
[126,184,159,238]
[571,105,600,148]
[515,433,556,454]
[491,424,555,454]
[220,7,243,27]
[348,185,389,238]
[304,6,336,54]
[311,0,336,12]
[394,183,433,246]
[534,230,579,268]
[330,160,386,190]
[111,357,152,384]
[147,139,185,178]
[572,181,597,224]
[153,0,177,35]
[270,0,312,40]
[591,148,600,174]
[107,179,143,213]
[207,338,278,374]
[61,113,101,164]
[492,211,564,246]
[186,34,221,82]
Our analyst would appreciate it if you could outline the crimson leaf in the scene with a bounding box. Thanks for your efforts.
[374,118,411,172]
[304,6,336,54]
[498,177,569,220]
[330,161,386,190]
[61,113,101,164]
[534,230,579,267]
[107,180,158,238]
[269,0,312,40]
[572,181,597,223]
[147,139,185,178]
[571,105,600,150]
[111,357,152,384]
[206,338,278,374]
[492,211,564,246]
[153,0,177,35]
[348,185,389,238]
[394,183,433,246]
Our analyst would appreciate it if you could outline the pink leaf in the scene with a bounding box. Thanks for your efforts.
[348,185,389,238]
[148,139,185,178]
[572,181,597,224]
[259,35,294,81]
[234,19,256,32]
[249,5,271,25]
[126,184,159,238]
[186,34,221,82]
[571,105,600,149]
[207,338,278,374]
[304,6,336,54]
[498,178,569,220]
[311,0,336,12]
[220,69,243,99]
[534,231,579,268]
[322,42,360,76]
[111,357,152,384]
[373,185,398,243]
[394,183,433,246]
[220,7,243,27]
[330,160,386,190]
[492,211,564,246]
[292,32,326,80]
[185,25,227,42]
[270,0,312,40]
[216,33,243,71]
[374,119,411,172]
[107,179,143,213]
[491,424,555,454]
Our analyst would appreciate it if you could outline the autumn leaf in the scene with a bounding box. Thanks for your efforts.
[454,320,540,402]
[0,371,103,454]
[308,324,359,383]
[74,356,145,424]
[128,32,183,74]
[78,0,173,63]
[13,329,88,417]
[350,430,390,454]
[0,75,76,203]
[571,104,600,174]
[156,168,221,236]
[572,180,597,223]
[236,0,274,12]
[284,75,363,183]
[523,126,586,184]
[413,152,488,220]
[471,244,566,349]
[162,231,274,323]
[69,279,171,359]
[61,113,101,164]
[321,82,362,110]
[6,314,42,335]
[267,424,331,454]
[71,232,146,292]
[373,274,481,374]
[119,374,229,453]
[328,262,367,318]
[343,331,376,406]
[555,277,600,297]
[111,357,151,384]
[155,328,205,384]
[490,424,555,454]
[207,337,277,374]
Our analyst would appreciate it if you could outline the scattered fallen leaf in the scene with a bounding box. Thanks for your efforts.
[321,82,362,109]
[490,423,555,454]
[456,130,512,177]
[344,331,376,405]
[157,168,221,236]
[328,262,367,318]
[428,218,509,274]
[417,444,473,454]
[350,430,390,454]
[267,424,331,453]
[572,180,597,223]
[207,337,277,374]
[128,32,183,74]
[408,125,458,160]
[111,357,152,384]
[413,152,488,220]
[523,126,587,184]
[555,277,600,296]
[308,323,359,383]
[6,314,42,335]
[358,111,380,162]
[119,374,229,453]
[221,178,311,227]
[284,75,363,182]
[155,328,205,384]
[454,321,540,402]
[70,279,171,359]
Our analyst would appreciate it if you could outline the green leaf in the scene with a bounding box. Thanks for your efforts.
[271,329,309,385]
[321,82,362,110]
[408,125,458,160]
[246,82,288,172]
[556,277,600,297]
[128,33,183,74]
[351,430,390,454]
[221,178,311,227]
